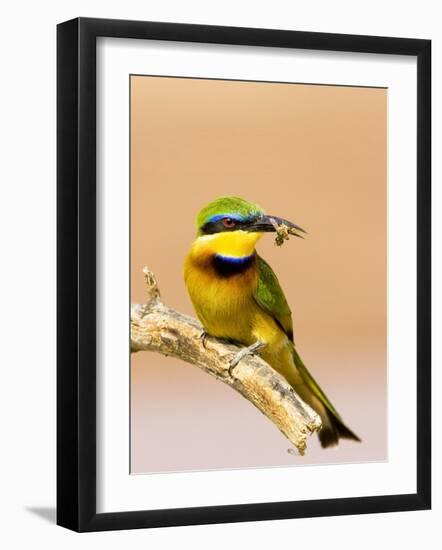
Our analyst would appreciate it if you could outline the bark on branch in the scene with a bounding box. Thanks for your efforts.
[131,267,321,455]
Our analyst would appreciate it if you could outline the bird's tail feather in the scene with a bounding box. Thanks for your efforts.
[290,345,361,448]
[319,411,361,448]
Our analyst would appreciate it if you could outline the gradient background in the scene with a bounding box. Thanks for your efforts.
[130,75,387,474]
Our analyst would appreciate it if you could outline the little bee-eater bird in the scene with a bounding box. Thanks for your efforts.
[184,196,360,448]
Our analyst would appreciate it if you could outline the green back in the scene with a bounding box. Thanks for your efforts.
[254,256,294,341]
[254,256,341,420]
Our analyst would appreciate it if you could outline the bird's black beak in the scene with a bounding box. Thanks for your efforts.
[245,214,306,238]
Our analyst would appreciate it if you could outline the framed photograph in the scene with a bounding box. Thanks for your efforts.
[57,17,431,532]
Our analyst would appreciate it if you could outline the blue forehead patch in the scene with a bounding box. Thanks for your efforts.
[208,213,249,224]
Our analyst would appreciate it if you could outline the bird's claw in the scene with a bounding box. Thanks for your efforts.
[228,349,248,375]
[199,330,209,349]
[228,341,266,377]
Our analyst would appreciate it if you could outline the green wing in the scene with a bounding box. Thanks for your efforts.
[254,256,294,341]
[254,255,342,420]
[291,346,342,420]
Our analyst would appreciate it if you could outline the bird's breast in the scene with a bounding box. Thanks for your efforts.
[184,251,259,342]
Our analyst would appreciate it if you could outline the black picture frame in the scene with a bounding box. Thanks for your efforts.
[57,17,431,532]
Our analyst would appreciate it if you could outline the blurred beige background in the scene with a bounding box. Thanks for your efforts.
[130,76,387,473]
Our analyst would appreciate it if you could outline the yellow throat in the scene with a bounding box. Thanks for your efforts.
[189,230,263,259]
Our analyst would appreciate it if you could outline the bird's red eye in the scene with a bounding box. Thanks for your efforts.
[222,217,236,228]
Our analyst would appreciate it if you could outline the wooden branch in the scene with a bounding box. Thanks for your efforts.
[131,267,322,455]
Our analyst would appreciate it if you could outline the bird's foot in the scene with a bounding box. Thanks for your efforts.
[199,330,209,349]
[228,341,266,376]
